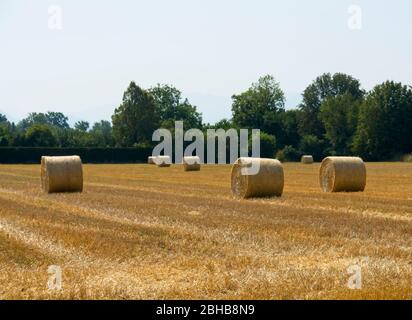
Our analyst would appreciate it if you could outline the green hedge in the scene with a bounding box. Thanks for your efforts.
[0,147,153,164]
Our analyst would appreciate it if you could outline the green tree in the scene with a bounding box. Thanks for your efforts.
[299,135,327,161]
[0,122,12,146]
[298,73,364,138]
[112,82,160,147]
[2,122,22,146]
[149,84,181,119]
[232,75,285,135]
[276,145,300,162]
[45,112,69,129]
[319,93,361,155]
[257,132,277,158]
[205,119,235,131]
[0,114,10,146]
[74,121,90,132]
[89,120,114,147]
[353,81,412,160]
[277,109,301,149]
[11,131,26,146]
[149,84,202,130]
[65,128,91,147]
[18,111,69,131]
[0,113,7,123]
[18,113,48,131]
[25,124,57,147]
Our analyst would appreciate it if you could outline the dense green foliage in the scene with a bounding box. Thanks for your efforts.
[257,132,277,158]
[353,81,412,160]
[232,75,285,136]
[149,84,202,130]
[1,74,411,162]
[297,73,364,139]
[112,82,159,147]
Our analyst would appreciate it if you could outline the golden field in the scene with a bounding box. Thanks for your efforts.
[0,163,411,300]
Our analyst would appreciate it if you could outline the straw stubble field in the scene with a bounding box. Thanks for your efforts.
[0,163,411,299]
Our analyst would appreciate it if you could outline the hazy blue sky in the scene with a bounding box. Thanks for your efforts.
[1,0,411,125]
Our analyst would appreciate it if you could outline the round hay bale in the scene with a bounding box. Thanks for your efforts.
[301,155,314,164]
[231,158,284,199]
[41,156,83,193]
[183,156,201,171]
[155,156,171,167]
[148,156,157,165]
[319,156,366,193]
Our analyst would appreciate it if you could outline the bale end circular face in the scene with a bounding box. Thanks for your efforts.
[319,158,336,192]
[231,161,249,198]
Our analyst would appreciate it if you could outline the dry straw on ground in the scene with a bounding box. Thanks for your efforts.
[231,157,284,199]
[41,156,83,193]
[319,156,366,192]
[183,156,201,171]
[148,156,156,165]
[0,163,411,299]
[155,156,172,167]
[301,155,314,164]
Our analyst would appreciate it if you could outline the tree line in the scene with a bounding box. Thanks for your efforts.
[1,73,411,161]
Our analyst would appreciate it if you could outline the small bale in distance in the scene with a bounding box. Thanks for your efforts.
[231,157,284,199]
[155,155,172,167]
[148,156,157,164]
[319,156,366,193]
[183,156,201,171]
[41,156,83,193]
[301,155,314,164]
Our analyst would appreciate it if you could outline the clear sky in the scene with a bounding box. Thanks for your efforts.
[1,0,411,125]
